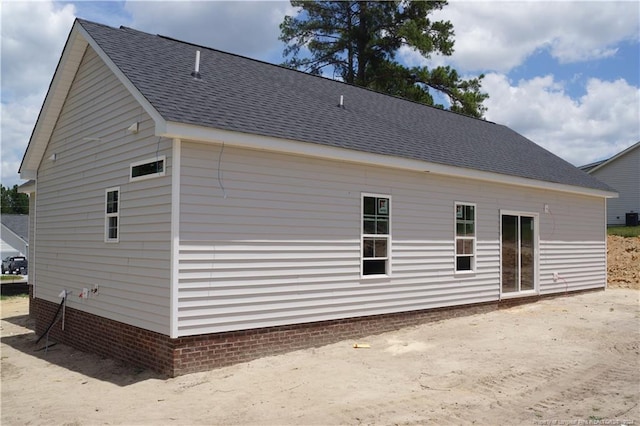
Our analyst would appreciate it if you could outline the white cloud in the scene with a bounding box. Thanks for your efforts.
[425,1,640,72]
[1,0,76,186]
[1,0,637,187]
[1,0,296,186]
[1,97,41,184]
[124,1,294,59]
[1,1,76,100]
[482,73,640,166]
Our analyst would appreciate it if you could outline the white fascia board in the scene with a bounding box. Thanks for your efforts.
[162,121,618,199]
[20,170,37,180]
[19,22,168,180]
[75,25,166,134]
[170,138,181,339]
[1,224,27,245]
[588,141,640,174]
[19,27,88,179]
[18,180,36,194]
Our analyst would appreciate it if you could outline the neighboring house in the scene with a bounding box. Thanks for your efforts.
[1,214,29,260]
[20,20,616,376]
[580,142,640,226]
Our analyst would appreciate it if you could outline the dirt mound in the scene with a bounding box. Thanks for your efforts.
[608,235,640,289]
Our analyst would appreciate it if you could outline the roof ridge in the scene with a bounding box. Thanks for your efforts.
[68,18,612,193]
[585,140,640,174]
[78,18,495,123]
[152,32,495,124]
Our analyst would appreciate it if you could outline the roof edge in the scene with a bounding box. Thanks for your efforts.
[19,20,87,179]
[18,180,36,194]
[164,121,618,199]
[20,19,167,180]
[153,34,496,124]
[587,141,640,174]
[76,20,166,128]
[0,224,28,245]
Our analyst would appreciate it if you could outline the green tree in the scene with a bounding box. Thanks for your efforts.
[280,0,488,118]
[0,184,29,215]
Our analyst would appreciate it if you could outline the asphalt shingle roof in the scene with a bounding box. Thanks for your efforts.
[78,19,612,192]
[1,214,29,240]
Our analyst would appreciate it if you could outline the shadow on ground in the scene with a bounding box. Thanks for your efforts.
[1,313,163,386]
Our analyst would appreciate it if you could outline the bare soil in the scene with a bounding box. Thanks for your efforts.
[1,235,638,425]
[608,235,640,289]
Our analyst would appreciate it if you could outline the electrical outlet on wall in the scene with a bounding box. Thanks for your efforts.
[553,272,559,282]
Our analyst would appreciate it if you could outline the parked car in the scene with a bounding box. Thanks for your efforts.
[1,256,28,275]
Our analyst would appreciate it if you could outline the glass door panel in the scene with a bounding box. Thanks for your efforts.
[501,213,536,294]
[501,215,518,293]
[520,216,535,291]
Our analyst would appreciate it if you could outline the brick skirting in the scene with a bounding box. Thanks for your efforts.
[30,287,603,377]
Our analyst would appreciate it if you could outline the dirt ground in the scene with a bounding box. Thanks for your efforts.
[608,235,640,289]
[1,236,638,425]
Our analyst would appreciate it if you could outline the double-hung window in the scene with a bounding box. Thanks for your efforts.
[455,202,475,272]
[362,194,390,276]
[105,187,120,242]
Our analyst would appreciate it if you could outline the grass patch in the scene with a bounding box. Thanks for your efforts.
[0,293,28,301]
[1,275,25,281]
[607,225,640,237]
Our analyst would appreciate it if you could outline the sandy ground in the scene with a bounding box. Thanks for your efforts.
[608,236,640,289]
[2,286,639,425]
[2,236,638,425]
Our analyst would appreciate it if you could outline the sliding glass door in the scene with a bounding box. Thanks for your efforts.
[501,213,537,294]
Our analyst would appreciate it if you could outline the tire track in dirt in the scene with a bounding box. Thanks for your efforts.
[332,341,639,424]
[530,363,639,419]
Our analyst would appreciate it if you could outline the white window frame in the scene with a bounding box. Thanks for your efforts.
[361,193,391,278]
[499,209,539,299]
[454,201,476,274]
[105,187,120,243]
[130,155,166,182]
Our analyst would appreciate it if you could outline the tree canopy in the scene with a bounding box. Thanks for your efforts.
[1,184,29,215]
[280,0,488,118]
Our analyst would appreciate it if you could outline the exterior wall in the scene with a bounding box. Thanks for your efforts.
[178,142,607,337]
[33,288,599,376]
[538,195,607,294]
[33,46,173,334]
[32,295,173,374]
[591,147,640,225]
[29,194,36,276]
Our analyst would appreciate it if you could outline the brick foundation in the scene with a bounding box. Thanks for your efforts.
[31,288,602,377]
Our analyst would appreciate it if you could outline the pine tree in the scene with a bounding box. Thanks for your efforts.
[280,1,488,118]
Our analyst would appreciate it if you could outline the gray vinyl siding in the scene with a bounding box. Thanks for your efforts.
[537,195,606,293]
[177,142,606,336]
[29,194,36,275]
[34,46,172,334]
[591,147,640,225]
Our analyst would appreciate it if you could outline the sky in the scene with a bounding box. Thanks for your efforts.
[1,0,639,187]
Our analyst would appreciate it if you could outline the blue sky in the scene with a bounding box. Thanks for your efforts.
[1,0,639,187]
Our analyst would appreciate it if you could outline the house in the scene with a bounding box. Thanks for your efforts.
[580,142,639,226]
[20,19,616,377]
[1,214,29,260]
